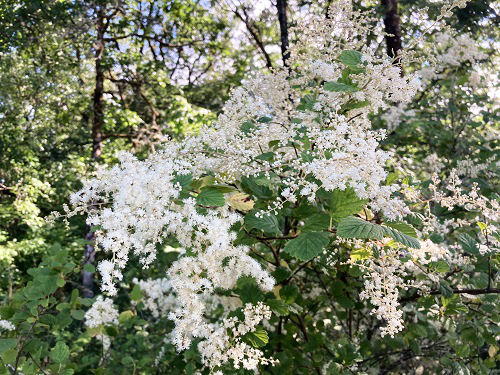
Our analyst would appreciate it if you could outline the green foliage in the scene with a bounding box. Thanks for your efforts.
[283,232,330,261]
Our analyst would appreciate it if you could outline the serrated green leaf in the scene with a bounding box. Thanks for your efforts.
[266,299,289,316]
[301,213,330,232]
[121,356,134,366]
[336,217,384,240]
[196,188,225,207]
[458,233,479,255]
[173,174,193,189]
[382,225,421,249]
[324,81,359,92]
[330,188,368,221]
[340,50,362,67]
[245,327,269,347]
[271,267,291,283]
[384,221,417,238]
[238,283,264,304]
[431,260,449,273]
[50,341,70,363]
[244,212,281,235]
[385,172,399,185]
[283,232,330,261]
[240,121,256,134]
[242,176,273,199]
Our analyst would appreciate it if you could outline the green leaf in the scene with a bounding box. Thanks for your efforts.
[50,341,70,363]
[330,188,368,221]
[244,327,269,348]
[336,217,384,240]
[266,299,289,316]
[280,285,299,304]
[409,323,427,338]
[382,224,420,249]
[105,325,118,337]
[239,283,264,304]
[297,95,316,111]
[458,233,479,255]
[258,116,272,123]
[384,221,417,238]
[324,81,359,92]
[0,339,17,354]
[283,232,330,261]
[337,295,355,309]
[70,309,85,320]
[439,281,454,298]
[301,213,330,232]
[240,121,255,134]
[119,310,134,324]
[196,188,225,207]
[130,284,142,302]
[121,356,134,366]
[341,100,370,113]
[173,174,192,189]
[244,212,281,235]
[431,260,449,273]
[271,267,291,283]
[242,176,273,199]
[350,247,372,261]
[340,50,362,67]
[385,172,399,185]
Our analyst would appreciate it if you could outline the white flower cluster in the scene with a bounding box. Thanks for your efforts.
[456,155,497,179]
[132,277,177,319]
[357,248,406,337]
[430,171,500,223]
[197,302,277,370]
[419,31,486,87]
[0,319,15,331]
[84,296,119,329]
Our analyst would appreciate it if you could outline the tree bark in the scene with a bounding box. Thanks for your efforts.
[381,0,403,66]
[82,4,106,298]
[276,0,290,67]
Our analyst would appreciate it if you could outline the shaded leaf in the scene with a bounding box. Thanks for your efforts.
[283,232,330,261]
[196,188,225,207]
[50,341,70,363]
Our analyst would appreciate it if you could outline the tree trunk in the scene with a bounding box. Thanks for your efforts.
[381,0,403,68]
[276,0,289,67]
[82,4,105,298]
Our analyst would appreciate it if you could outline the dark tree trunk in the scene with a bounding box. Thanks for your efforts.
[381,0,403,67]
[82,4,106,298]
[276,0,289,67]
